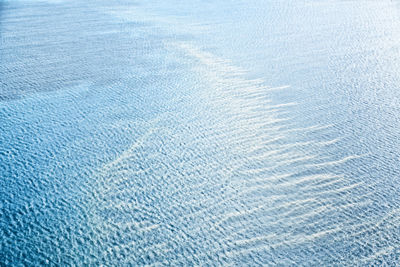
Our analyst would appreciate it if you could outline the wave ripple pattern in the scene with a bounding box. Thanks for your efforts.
[1,0,400,266]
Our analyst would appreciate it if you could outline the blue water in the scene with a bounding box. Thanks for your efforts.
[1,0,400,265]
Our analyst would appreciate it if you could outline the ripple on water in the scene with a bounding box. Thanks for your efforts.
[1,0,400,266]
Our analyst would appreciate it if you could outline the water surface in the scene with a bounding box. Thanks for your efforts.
[1,0,400,265]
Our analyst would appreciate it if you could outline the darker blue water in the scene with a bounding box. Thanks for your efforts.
[1,0,400,265]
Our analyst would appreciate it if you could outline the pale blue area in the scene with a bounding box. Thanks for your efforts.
[1,0,400,265]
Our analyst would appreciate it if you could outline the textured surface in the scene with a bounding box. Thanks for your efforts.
[1,0,400,265]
